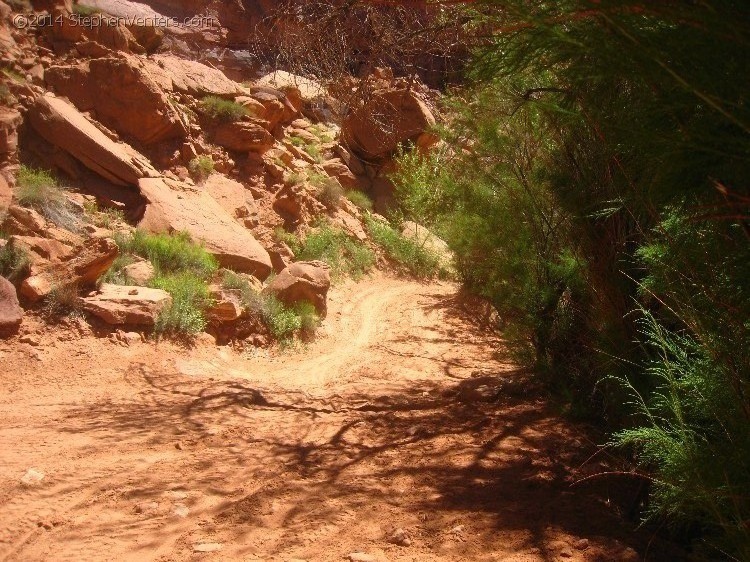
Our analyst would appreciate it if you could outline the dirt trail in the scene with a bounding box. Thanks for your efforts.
[0,275,678,562]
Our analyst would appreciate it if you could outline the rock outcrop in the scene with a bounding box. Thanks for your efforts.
[0,276,22,337]
[138,177,272,279]
[342,89,436,160]
[29,95,160,186]
[144,55,245,97]
[81,284,172,325]
[21,237,119,302]
[264,261,331,317]
[45,57,188,144]
[213,121,274,153]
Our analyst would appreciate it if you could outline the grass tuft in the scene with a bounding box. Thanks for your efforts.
[365,216,442,278]
[296,222,374,280]
[346,190,373,212]
[188,155,215,182]
[201,96,248,123]
[16,166,81,231]
[0,243,30,282]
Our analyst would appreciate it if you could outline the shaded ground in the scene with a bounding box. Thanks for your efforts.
[0,275,682,561]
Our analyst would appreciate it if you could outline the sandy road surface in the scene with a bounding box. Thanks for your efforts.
[0,275,680,561]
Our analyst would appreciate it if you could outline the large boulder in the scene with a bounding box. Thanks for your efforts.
[143,55,245,97]
[342,89,436,160]
[213,121,274,153]
[45,57,188,144]
[0,276,22,337]
[28,95,159,186]
[264,261,331,318]
[20,237,119,302]
[138,177,272,279]
[202,174,256,220]
[81,284,172,326]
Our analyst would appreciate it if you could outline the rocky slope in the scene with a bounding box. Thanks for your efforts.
[0,0,441,345]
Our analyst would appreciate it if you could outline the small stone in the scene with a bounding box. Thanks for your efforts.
[389,528,411,547]
[20,468,45,486]
[19,335,40,346]
[574,538,590,551]
[193,543,223,553]
[559,548,574,558]
[347,554,376,562]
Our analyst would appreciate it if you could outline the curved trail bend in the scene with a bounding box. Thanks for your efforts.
[0,275,672,561]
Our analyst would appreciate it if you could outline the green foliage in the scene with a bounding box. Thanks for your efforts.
[611,311,750,560]
[151,272,212,336]
[292,301,319,335]
[0,243,30,282]
[273,227,301,253]
[397,0,750,554]
[296,222,374,280]
[117,230,218,279]
[16,166,81,231]
[188,155,215,181]
[261,295,302,340]
[72,3,102,16]
[346,190,373,212]
[200,96,247,122]
[112,231,218,337]
[365,216,442,279]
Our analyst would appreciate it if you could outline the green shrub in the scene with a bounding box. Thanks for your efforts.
[188,155,214,181]
[109,231,218,337]
[0,243,30,282]
[303,143,324,163]
[117,230,218,279]
[273,227,301,254]
[288,135,306,148]
[200,96,247,122]
[346,190,373,212]
[16,166,80,231]
[314,176,344,211]
[151,272,212,336]
[263,295,302,340]
[292,301,319,335]
[296,223,374,279]
[365,216,442,279]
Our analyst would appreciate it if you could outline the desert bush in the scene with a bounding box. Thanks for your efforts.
[309,172,343,210]
[365,216,442,279]
[292,301,319,335]
[0,243,30,282]
[200,96,247,122]
[43,283,83,319]
[151,272,212,336]
[296,222,374,279]
[273,227,301,254]
[16,166,81,231]
[117,230,218,279]
[302,143,324,163]
[188,155,215,182]
[346,190,373,212]
[72,3,101,16]
[112,231,218,336]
